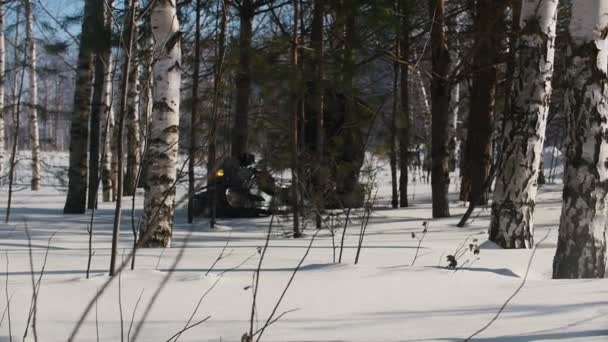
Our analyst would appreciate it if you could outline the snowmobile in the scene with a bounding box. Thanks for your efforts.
[192,153,282,218]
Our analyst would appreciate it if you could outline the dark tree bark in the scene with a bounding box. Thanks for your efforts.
[389,2,399,209]
[291,0,302,238]
[64,0,100,214]
[207,0,228,229]
[459,0,504,205]
[399,0,411,208]
[188,0,203,224]
[428,0,451,218]
[311,0,325,226]
[232,0,254,158]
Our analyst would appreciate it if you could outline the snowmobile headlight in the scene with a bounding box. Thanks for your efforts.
[216,169,225,177]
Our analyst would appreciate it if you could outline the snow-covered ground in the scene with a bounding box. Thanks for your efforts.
[0,151,606,342]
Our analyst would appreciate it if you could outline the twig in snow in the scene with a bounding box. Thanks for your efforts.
[23,221,39,342]
[463,229,552,341]
[23,228,55,342]
[95,298,99,342]
[155,247,167,270]
[205,231,232,276]
[4,252,11,342]
[130,232,192,342]
[119,250,125,342]
[338,208,351,263]
[410,220,429,266]
[248,215,275,339]
[0,293,14,328]
[254,230,320,342]
[253,308,299,337]
[127,289,145,342]
[164,316,211,342]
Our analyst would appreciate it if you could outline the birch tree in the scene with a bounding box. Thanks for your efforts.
[140,0,181,248]
[25,0,40,190]
[64,0,98,214]
[553,0,608,278]
[0,2,5,185]
[101,58,114,202]
[92,1,114,205]
[124,0,142,197]
[490,0,558,249]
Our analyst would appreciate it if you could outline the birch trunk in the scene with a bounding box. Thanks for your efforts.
[0,3,5,185]
[553,0,608,278]
[428,0,451,218]
[490,0,558,249]
[64,0,97,214]
[141,0,181,248]
[124,0,141,197]
[101,57,114,202]
[25,0,40,190]
[124,58,141,196]
[88,2,112,208]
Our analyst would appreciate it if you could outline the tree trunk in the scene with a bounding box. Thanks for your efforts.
[88,1,112,208]
[232,0,253,158]
[207,0,227,229]
[311,0,324,225]
[291,0,302,238]
[101,57,114,202]
[0,2,5,186]
[459,0,504,205]
[188,0,202,224]
[64,0,98,214]
[140,0,181,248]
[389,3,399,209]
[428,0,450,218]
[25,0,40,191]
[88,56,104,209]
[398,0,411,208]
[123,0,141,197]
[553,1,608,279]
[490,0,558,249]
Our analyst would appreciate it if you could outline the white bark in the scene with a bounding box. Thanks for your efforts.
[101,57,115,202]
[0,3,5,185]
[141,0,181,248]
[124,0,141,196]
[25,0,40,190]
[553,0,608,278]
[489,0,558,249]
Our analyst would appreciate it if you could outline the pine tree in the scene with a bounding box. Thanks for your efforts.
[428,0,451,218]
[64,0,100,214]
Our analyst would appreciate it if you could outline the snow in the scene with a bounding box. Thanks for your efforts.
[0,152,606,341]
